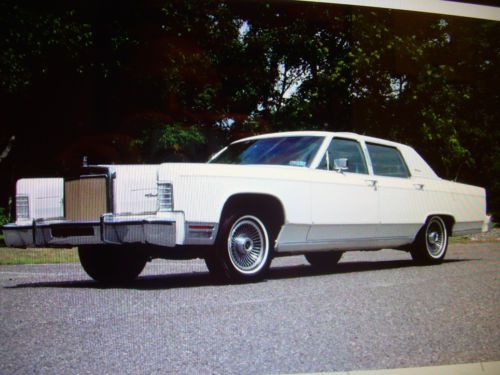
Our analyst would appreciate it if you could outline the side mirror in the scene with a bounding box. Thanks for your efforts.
[334,158,349,173]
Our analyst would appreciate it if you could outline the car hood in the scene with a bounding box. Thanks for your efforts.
[157,162,312,182]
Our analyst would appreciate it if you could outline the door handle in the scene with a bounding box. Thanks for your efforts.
[145,193,158,198]
[413,184,424,190]
[365,179,378,189]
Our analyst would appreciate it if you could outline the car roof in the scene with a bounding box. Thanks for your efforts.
[234,131,405,148]
[229,130,438,178]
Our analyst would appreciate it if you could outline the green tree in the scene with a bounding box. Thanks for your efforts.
[0,1,498,218]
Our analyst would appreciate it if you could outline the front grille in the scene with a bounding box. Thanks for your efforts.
[158,183,173,211]
[65,177,107,220]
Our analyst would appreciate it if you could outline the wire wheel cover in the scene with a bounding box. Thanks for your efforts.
[426,218,447,258]
[227,216,268,273]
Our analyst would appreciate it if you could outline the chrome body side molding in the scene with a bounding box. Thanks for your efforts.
[274,223,421,253]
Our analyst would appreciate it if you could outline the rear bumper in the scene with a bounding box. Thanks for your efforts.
[2,214,176,248]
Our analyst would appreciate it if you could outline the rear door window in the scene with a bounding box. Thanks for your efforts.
[366,143,410,178]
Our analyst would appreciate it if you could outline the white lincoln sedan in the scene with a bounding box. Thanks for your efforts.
[3,131,488,282]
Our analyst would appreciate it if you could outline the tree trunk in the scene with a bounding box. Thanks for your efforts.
[0,136,15,165]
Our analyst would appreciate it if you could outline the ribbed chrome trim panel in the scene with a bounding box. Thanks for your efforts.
[16,195,29,221]
[158,183,173,211]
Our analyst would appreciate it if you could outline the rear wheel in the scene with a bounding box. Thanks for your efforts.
[410,216,449,264]
[78,245,147,283]
[208,210,275,282]
[305,251,343,269]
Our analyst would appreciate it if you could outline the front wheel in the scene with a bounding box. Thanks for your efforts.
[209,211,274,282]
[410,216,449,264]
[78,245,147,283]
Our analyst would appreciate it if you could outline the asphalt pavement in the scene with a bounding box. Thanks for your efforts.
[1,242,499,374]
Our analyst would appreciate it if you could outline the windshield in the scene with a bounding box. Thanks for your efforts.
[209,136,324,167]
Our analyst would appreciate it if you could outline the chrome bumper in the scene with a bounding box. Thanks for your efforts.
[2,214,176,248]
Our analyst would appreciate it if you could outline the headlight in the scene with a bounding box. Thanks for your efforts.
[16,195,30,220]
[157,183,173,211]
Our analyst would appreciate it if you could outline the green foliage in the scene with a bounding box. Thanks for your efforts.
[158,123,206,152]
[132,121,206,162]
[0,1,499,217]
[0,207,10,226]
[0,3,94,92]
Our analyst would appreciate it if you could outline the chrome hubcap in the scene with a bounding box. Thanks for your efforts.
[234,236,254,255]
[426,218,446,258]
[427,232,440,245]
[228,216,269,274]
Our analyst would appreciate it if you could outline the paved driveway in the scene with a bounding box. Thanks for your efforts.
[1,242,499,374]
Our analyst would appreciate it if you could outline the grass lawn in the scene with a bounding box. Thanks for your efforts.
[0,247,79,265]
[0,232,79,265]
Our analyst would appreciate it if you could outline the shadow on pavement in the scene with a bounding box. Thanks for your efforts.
[4,257,473,290]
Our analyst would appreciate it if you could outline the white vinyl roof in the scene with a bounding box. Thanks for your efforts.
[236,131,404,148]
